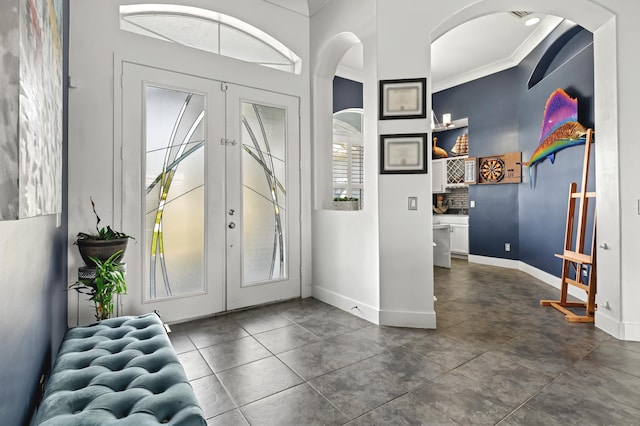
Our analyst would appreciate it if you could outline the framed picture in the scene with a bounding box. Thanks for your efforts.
[464,157,477,184]
[380,133,428,174]
[379,78,427,120]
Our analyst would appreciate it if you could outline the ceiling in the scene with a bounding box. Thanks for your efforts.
[430,13,564,92]
[264,1,565,92]
[263,0,330,16]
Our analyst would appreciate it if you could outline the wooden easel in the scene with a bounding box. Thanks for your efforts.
[541,129,596,322]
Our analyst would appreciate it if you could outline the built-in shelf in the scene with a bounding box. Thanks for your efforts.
[446,156,467,187]
[432,117,468,132]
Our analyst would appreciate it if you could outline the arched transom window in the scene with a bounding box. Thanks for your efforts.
[119,4,302,74]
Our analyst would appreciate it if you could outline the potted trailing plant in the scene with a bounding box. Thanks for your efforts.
[70,251,127,321]
[75,197,134,267]
[333,196,360,211]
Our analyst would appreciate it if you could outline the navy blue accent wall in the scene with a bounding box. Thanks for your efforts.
[433,127,468,154]
[0,2,69,425]
[433,25,594,276]
[433,69,521,259]
[333,76,363,113]
[517,31,594,275]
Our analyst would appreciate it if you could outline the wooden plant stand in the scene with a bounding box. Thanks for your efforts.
[540,129,596,322]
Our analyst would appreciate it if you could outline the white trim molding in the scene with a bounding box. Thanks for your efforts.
[623,322,640,342]
[468,254,519,270]
[469,255,586,301]
[312,285,380,325]
[312,285,437,329]
[595,311,624,340]
[379,309,436,329]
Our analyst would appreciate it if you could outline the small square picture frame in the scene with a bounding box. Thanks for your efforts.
[464,157,477,184]
[380,133,428,174]
[379,78,427,120]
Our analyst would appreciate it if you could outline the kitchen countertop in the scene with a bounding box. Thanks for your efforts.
[433,214,469,225]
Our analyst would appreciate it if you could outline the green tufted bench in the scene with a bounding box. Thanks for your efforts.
[33,313,206,425]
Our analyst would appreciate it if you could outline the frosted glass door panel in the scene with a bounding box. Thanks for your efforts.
[241,102,287,286]
[145,86,205,300]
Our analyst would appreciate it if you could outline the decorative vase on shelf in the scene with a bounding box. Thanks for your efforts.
[451,134,469,156]
[433,137,448,158]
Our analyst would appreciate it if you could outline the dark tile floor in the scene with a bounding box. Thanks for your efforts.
[170,259,640,425]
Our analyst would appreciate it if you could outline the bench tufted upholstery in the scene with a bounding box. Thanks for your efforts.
[34,313,206,426]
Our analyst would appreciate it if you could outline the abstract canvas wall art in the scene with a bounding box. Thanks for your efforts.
[0,0,62,220]
[18,0,63,218]
[0,1,21,220]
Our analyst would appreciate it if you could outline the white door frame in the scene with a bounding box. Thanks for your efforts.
[115,61,301,322]
[119,62,226,322]
[225,84,301,310]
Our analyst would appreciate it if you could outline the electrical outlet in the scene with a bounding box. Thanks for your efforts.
[504,243,511,252]
[582,267,588,277]
[470,200,476,208]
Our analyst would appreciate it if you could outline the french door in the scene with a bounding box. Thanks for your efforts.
[120,63,300,322]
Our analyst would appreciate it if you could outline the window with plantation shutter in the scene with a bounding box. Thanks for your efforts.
[332,109,364,209]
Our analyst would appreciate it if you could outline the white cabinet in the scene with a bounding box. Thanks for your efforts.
[432,157,468,193]
[432,159,446,193]
[433,224,451,268]
[445,156,467,188]
[433,215,469,256]
[450,224,469,255]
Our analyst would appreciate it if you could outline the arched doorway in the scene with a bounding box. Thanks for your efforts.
[431,0,620,338]
[311,30,383,324]
[312,32,363,210]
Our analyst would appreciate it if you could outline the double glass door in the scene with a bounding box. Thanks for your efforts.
[121,63,300,322]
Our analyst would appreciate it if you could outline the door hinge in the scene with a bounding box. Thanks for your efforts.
[221,82,228,92]
[220,138,237,146]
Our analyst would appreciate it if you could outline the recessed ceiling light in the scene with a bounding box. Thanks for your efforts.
[525,17,541,26]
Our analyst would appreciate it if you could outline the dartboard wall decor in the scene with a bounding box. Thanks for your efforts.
[479,158,505,182]
[472,152,522,185]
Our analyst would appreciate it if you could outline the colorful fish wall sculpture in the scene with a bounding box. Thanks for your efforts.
[522,88,588,187]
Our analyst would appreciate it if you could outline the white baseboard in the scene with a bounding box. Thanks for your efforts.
[469,255,585,301]
[312,285,437,329]
[623,322,640,342]
[312,285,380,325]
[379,309,436,329]
[595,311,623,339]
[518,261,586,301]
[468,254,519,269]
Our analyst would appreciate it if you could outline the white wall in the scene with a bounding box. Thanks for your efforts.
[311,0,639,339]
[310,0,381,323]
[68,0,311,325]
[311,0,436,328]
[67,0,640,340]
[607,0,640,341]
[375,0,437,327]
